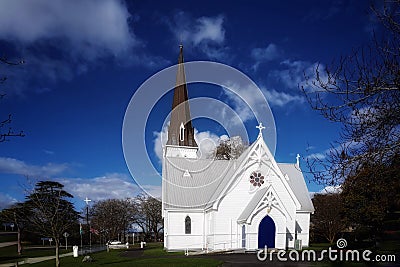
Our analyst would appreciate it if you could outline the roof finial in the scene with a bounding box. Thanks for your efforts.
[179,32,183,49]
[84,197,91,206]
[296,154,300,168]
[256,122,266,138]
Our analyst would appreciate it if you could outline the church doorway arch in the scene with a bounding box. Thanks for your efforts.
[258,215,276,248]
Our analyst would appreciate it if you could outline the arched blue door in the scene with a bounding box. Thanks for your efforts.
[258,216,276,248]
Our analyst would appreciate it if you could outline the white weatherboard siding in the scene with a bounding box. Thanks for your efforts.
[164,211,204,249]
[162,134,314,251]
[295,212,311,247]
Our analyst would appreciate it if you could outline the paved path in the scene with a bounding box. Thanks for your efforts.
[122,250,317,267]
[0,246,107,267]
[0,232,17,248]
[0,252,73,267]
[0,242,17,248]
[207,253,316,267]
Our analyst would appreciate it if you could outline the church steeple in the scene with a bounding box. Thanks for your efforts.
[167,45,197,147]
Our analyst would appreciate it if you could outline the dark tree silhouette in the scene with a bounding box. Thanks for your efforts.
[311,193,347,244]
[0,202,30,255]
[341,154,400,238]
[90,198,134,243]
[131,194,163,242]
[25,181,79,267]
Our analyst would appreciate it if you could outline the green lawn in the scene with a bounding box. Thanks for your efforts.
[30,250,222,267]
[0,232,17,242]
[142,242,184,256]
[307,243,332,251]
[18,243,222,267]
[0,245,57,264]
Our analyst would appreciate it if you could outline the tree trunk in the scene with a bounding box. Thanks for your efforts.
[153,225,157,242]
[55,238,60,267]
[17,226,22,255]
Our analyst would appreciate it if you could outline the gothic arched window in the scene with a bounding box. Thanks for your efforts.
[185,216,191,234]
[179,123,185,142]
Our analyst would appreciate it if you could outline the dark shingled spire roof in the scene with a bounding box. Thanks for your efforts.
[167,45,197,147]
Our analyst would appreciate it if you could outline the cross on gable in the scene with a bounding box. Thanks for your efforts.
[256,122,266,137]
[84,197,91,205]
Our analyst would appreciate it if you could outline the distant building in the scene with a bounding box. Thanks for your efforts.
[162,46,314,251]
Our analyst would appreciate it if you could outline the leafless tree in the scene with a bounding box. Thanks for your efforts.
[25,181,79,267]
[131,194,163,242]
[303,0,400,185]
[90,199,133,242]
[0,202,29,255]
[0,57,24,142]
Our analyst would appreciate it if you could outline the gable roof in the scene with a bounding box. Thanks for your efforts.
[277,163,314,212]
[163,137,314,213]
[163,139,255,209]
[163,157,233,208]
[237,187,268,223]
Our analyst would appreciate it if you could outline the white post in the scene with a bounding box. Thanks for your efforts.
[230,219,232,249]
[132,233,135,245]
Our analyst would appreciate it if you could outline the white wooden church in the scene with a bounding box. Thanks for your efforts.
[162,46,314,251]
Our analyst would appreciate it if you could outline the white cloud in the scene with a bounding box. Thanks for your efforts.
[251,43,280,62]
[153,125,168,162]
[0,0,169,94]
[222,81,304,115]
[223,90,254,124]
[0,0,135,58]
[309,185,342,198]
[250,43,281,71]
[0,193,17,210]
[141,184,162,199]
[221,81,273,124]
[58,173,161,201]
[319,185,342,194]
[153,126,221,161]
[165,12,227,60]
[192,16,225,45]
[305,152,327,160]
[263,88,305,107]
[194,129,220,159]
[0,157,68,177]
[270,60,327,91]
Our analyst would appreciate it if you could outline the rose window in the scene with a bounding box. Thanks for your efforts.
[250,172,264,187]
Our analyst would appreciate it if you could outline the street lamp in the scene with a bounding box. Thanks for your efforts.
[84,197,92,251]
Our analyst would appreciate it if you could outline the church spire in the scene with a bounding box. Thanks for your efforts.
[167,45,197,147]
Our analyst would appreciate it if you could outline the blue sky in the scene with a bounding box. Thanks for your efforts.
[0,0,381,210]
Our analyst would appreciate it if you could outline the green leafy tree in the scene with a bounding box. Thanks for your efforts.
[25,181,79,267]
